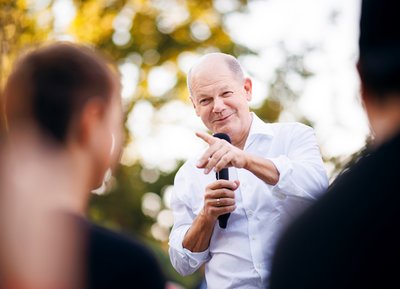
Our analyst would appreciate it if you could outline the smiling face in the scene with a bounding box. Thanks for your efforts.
[189,54,253,148]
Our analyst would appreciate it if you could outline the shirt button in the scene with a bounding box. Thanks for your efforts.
[273,190,287,200]
[248,210,254,217]
[251,236,256,241]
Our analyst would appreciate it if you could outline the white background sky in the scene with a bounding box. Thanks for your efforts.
[226,0,369,158]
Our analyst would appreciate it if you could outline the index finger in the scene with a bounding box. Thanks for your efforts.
[195,131,217,145]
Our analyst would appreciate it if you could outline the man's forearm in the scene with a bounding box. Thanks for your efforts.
[182,211,216,252]
[244,153,280,186]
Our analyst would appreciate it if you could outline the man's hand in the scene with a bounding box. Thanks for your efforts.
[196,131,248,174]
[196,131,280,185]
[201,179,239,222]
[182,179,239,252]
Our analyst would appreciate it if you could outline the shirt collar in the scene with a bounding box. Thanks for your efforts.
[248,112,275,137]
[244,112,274,150]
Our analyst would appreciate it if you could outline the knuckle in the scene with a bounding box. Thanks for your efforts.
[224,188,234,197]
[221,154,230,162]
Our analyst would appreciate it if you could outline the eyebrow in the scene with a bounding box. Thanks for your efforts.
[196,92,213,99]
[195,85,233,100]
[219,86,232,92]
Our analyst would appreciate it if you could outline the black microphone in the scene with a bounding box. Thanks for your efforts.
[213,133,231,229]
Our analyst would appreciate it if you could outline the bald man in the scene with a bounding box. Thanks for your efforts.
[168,53,328,288]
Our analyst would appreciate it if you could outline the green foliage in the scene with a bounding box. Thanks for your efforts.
[0,0,50,84]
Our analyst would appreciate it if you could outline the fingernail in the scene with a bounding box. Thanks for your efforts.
[204,169,209,174]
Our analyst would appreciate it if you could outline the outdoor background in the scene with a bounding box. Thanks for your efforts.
[0,0,367,287]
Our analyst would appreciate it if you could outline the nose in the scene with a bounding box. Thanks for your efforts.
[212,96,225,113]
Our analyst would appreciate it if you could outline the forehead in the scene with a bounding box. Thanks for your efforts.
[190,64,238,97]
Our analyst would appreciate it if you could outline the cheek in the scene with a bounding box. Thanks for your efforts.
[111,129,123,166]
[232,98,248,113]
[109,124,124,167]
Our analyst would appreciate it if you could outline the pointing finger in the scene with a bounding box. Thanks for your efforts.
[195,131,216,145]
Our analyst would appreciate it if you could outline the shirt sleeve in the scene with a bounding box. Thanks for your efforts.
[168,164,211,276]
[268,123,328,202]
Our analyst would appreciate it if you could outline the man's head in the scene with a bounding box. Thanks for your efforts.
[187,53,253,148]
[3,43,123,188]
[358,0,400,144]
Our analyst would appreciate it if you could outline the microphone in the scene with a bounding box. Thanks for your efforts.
[213,133,231,229]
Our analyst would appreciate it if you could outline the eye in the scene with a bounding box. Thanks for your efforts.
[199,98,211,105]
[221,91,233,97]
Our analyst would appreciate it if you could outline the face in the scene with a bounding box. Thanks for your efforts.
[103,92,124,171]
[190,63,252,146]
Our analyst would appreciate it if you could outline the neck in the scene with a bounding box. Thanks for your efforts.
[5,127,91,216]
[233,113,253,149]
[368,97,400,147]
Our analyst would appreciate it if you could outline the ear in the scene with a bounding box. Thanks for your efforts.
[76,99,105,147]
[244,77,252,102]
[190,96,200,117]
[356,61,372,110]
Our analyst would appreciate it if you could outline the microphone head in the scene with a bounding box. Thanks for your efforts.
[213,133,231,144]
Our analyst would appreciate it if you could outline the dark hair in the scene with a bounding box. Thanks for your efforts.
[3,42,118,143]
[358,0,400,98]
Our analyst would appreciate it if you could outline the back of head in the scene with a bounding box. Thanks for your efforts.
[3,42,117,144]
[358,0,400,97]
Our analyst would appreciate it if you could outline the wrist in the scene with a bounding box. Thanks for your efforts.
[200,208,217,225]
[242,152,251,170]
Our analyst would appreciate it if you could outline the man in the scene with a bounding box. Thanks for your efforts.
[1,43,166,289]
[168,53,328,288]
[269,1,400,288]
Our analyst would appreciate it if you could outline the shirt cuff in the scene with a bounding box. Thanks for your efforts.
[183,247,210,267]
[169,224,210,267]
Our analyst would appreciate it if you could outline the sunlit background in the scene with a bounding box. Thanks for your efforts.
[0,0,367,287]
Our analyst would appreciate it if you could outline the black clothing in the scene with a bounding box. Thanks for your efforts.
[80,219,166,289]
[269,132,400,289]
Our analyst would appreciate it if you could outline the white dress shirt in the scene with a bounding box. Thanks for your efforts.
[169,114,328,289]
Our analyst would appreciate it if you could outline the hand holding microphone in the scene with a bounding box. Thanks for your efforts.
[196,132,242,228]
[213,133,232,228]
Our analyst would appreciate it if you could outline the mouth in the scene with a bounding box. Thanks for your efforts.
[212,112,235,123]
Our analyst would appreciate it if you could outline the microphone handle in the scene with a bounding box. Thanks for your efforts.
[216,169,230,229]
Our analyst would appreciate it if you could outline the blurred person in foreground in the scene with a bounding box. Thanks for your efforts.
[0,43,166,289]
[168,53,329,288]
[269,0,400,288]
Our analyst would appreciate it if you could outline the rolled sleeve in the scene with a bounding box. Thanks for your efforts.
[168,165,211,276]
[268,124,329,201]
[169,224,210,276]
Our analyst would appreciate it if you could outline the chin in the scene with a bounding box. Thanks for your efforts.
[92,167,107,189]
[215,122,235,133]
[212,127,229,135]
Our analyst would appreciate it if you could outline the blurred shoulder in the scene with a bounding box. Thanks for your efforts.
[88,223,166,288]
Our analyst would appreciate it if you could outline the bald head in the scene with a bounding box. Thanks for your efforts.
[187,53,244,97]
